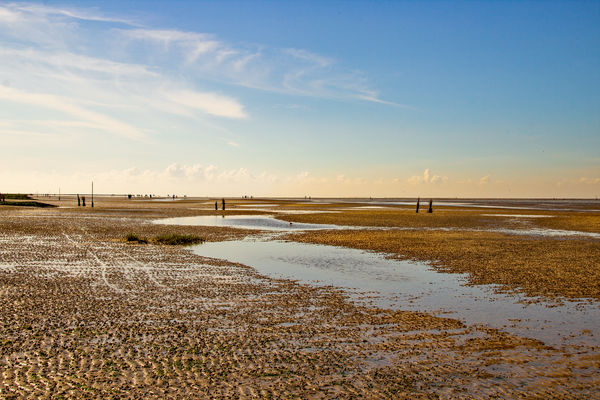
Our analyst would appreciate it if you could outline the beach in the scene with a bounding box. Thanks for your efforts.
[0,196,598,398]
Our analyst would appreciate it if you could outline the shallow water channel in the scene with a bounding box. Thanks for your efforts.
[157,215,600,349]
[157,215,348,231]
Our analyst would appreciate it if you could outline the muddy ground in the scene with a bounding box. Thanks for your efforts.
[0,197,598,398]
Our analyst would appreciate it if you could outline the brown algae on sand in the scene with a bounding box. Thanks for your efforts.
[0,196,598,398]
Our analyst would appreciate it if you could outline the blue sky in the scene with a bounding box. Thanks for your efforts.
[0,1,598,197]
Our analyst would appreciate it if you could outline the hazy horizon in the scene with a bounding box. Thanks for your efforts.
[21,193,600,201]
[1,1,598,198]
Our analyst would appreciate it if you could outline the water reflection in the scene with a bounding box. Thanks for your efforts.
[156,215,348,231]
[194,238,600,349]
[156,214,600,238]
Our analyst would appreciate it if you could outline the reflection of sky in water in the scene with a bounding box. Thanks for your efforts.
[487,227,600,238]
[158,212,600,347]
[194,238,600,349]
[306,198,600,212]
[157,213,600,238]
[236,204,278,207]
[147,197,185,201]
[155,215,349,231]
[481,214,553,218]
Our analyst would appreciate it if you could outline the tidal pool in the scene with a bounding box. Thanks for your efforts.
[157,214,600,238]
[309,198,600,212]
[156,215,349,231]
[156,213,599,348]
[194,238,600,349]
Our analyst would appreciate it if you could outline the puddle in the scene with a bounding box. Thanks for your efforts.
[343,206,389,210]
[155,215,349,231]
[156,213,600,238]
[193,238,600,349]
[155,212,599,347]
[481,214,554,218]
[314,198,600,212]
[228,209,337,215]
[237,204,278,207]
[488,227,600,239]
[147,197,184,201]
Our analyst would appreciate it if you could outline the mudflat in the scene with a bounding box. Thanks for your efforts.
[281,206,600,301]
[0,196,598,398]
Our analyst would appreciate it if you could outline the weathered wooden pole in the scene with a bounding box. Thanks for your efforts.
[91,182,94,208]
[77,194,80,207]
[222,198,225,211]
[416,197,420,213]
[428,199,433,213]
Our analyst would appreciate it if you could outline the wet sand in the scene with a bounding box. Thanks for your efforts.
[279,206,600,301]
[0,196,598,398]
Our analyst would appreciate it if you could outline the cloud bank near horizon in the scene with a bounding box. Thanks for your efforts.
[1,165,598,198]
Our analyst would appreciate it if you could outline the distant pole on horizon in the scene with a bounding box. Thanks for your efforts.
[58,187,60,201]
[416,197,420,213]
[91,181,94,208]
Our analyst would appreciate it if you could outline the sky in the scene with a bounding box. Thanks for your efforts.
[0,1,598,197]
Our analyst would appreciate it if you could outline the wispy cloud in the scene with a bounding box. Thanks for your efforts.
[5,2,137,25]
[115,27,393,103]
[163,89,246,119]
[0,85,147,140]
[0,3,248,131]
[0,47,157,77]
[0,0,401,151]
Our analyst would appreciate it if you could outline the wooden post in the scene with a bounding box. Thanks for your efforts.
[416,197,420,213]
[428,199,433,213]
[91,182,94,208]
